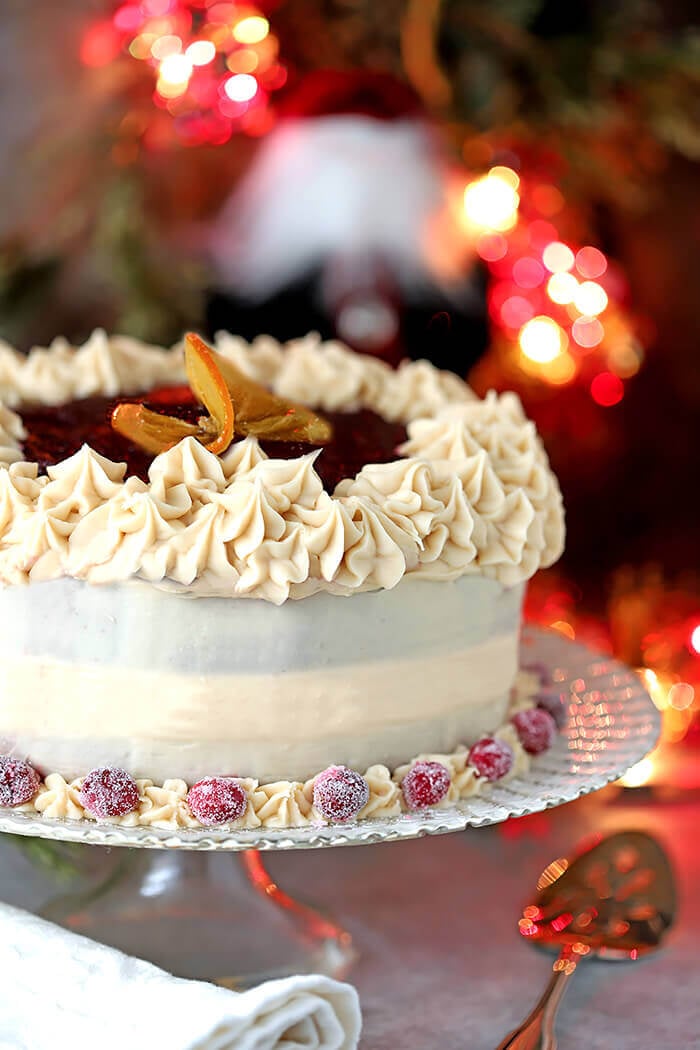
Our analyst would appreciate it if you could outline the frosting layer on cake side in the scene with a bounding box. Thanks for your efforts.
[0,575,523,783]
[0,330,564,600]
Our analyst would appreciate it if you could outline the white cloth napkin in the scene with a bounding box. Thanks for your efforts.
[0,902,361,1050]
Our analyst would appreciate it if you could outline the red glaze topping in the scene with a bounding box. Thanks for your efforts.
[468,737,514,781]
[312,765,370,822]
[186,777,248,826]
[0,756,41,807]
[401,760,451,810]
[512,708,557,755]
[79,766,140,818]
[19,390,406,494]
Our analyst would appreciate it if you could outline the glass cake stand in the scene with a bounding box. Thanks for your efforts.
[0,627,660,987]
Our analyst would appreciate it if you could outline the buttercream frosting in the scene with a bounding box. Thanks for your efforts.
[0,331,564,601]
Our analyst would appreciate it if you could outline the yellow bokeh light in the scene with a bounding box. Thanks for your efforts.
[547,272,578,305]
[227,48,259,73]
[186,40,217,66]
[158,52,193,86]
[233,15,270,45]
[463,169,520,233]
[151,34,182,61]
[574,280,608,316]
[542,241,575,273]
[519,316,565,363]
[544,352,577,385]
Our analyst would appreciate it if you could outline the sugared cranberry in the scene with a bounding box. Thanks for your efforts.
[313,766,369,822]
[79,766,140,818]
[512,708,557,755]
[0,756,41,807]
[468,738,514,781]
[537,690,568,729]
[187,777,248,826]
[401,761,451,810]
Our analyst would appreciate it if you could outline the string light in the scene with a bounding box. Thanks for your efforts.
[83,1,284,145]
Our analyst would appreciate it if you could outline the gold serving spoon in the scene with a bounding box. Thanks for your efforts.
[496,830,677,1050]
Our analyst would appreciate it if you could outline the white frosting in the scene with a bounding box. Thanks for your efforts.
[0,574,523,783]
[0,331,564,600]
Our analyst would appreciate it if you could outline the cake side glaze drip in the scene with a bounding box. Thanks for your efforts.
[0,332,565,600]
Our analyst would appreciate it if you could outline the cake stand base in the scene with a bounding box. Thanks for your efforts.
[38,846,355,988]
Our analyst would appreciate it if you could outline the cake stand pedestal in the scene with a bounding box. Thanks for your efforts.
[33,846,354,987]
[0,628,661,987]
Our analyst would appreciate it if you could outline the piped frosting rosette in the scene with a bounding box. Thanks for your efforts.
[0,330,564,600]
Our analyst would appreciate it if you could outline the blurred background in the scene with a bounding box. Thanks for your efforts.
[0,0,698,786]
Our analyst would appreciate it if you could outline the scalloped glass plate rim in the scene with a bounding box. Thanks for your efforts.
[0,627,660,851]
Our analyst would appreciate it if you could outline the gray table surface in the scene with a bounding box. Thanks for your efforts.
[0,786,697,1050]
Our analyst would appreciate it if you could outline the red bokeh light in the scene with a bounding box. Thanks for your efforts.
[591,372,624,407]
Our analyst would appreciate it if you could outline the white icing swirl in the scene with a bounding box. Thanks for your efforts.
[0,331,564,598]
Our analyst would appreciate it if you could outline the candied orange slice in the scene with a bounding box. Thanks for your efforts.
[110,332,332,458]
[111,403,201,454]
[184,333,235,455]
[211,349,333,444]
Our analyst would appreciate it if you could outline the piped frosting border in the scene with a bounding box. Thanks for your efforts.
[0,330,564,601]
[12,672,544,830]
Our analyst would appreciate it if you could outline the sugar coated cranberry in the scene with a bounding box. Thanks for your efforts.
[537,690,568,729]
[313,766,369,822]
[512,708,557,755]
[401,761,451,810]
[187,777,248,826]
[79,766,140,818]
[468,738,514,781]
[0,756,41,807]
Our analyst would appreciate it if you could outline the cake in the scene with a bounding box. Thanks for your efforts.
[0,330,565,829]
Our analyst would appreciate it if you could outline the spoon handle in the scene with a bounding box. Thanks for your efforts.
[495,950,577,1050]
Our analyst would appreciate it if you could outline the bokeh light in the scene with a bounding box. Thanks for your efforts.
[576,246,607,279]
[690,624,700,654]
[186,40,216,65]
[542,242,575,273]
[464,167,520,232]
[224,73,258,102]
[232,16,270,44]
[88,1,284,145]
[591,371,624,406]
[668,682,695,710]
[574,281,608,316]
[157,52,192,96]
[513,257,545,289]
[547,272,578,305]
[519,316,565,363]
[151,34,181,60]
[572,316,604,348]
